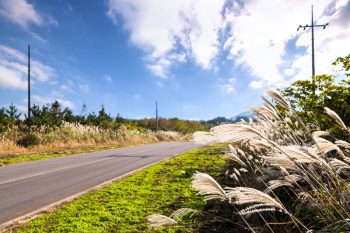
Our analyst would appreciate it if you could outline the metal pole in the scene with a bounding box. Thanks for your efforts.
[28,45,30,121]
[297,6,328,88]
[156,101,158,132]
[311,5,315,82]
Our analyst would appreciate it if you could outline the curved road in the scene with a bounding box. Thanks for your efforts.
[0,142,202,225]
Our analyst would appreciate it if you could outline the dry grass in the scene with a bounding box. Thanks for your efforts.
[0,122,190,165]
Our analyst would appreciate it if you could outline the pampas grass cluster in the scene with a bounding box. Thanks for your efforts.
[147,88,350,232]
[0,122,190,155]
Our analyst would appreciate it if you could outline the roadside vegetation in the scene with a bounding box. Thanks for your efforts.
[0,102,211,165]
[4,54,350,232]
[8,147,227,233]
[145,54,350,232]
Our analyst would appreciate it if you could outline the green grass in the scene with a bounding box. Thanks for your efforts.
[12,147,226,233]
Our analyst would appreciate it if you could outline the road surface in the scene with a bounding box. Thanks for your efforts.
[0,142,202,225]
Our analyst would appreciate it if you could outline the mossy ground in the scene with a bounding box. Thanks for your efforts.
[11,147,227,233]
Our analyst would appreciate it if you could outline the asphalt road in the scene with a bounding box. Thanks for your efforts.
[0,142,202,224]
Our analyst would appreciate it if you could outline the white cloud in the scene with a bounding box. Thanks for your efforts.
[219,84,234,93]
[134,94,140,99]
[0,45,55,89]
[67,79,74,86]
[223,1,312,84]
[0,0,43,28]
[220,0,350,87]
[106,0,225,77]
[248,80,264,89]
[67,3,73,11]
[229,78,236,83]
[79,84,90,93]
[61,84,73,92]
[28,95,75,109]
[157,81,164,88]
[0,64,27,89]
[30,32,47,42]
[284,68,295,76]
[104,75,112,82]
[0,0,57,28]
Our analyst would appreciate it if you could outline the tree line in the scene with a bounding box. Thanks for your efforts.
[0,102,211,134]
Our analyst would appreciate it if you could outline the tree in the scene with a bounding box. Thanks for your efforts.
[332,53,350,77]
[0,107,9,129]
[63,107,75,123]
[115,113,126,124]
[98,104,112,123]
[5,103,21,123]
[280,73,350,139]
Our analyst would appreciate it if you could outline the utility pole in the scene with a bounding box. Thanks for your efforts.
[28,45,31,121]
[156,101,158,132]
[297,5,329,85]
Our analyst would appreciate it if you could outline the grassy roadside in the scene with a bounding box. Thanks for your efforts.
[0,141,170,166]
[7,147,227,232]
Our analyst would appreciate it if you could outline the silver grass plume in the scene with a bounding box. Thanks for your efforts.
[239,168,249,173]
[192,172,229,202]
[193,131,216,144]
[312,137,346,158]
[170,208,197,220]
[147,214,177,228]
[312,131,330,139]
[324,107,350,133]
[285,174,303,184]
[265,88,293,112]
[335,140,350,149]
[251,106,279,120]
[263,180,293,194]
[261,94,279,115]
[234,168,241,176]
[230,173,239,181]
[225,145,247,167]
[249,118,254,126]
[147,208,196,228]
[225,187,287,214]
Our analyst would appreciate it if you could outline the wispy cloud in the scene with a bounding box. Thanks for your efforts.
[157,81,164,88]
[0,0,57,28]
[104,75,112,82]
[219,84,234,93]
[61,84,74,92]
[79,84,89,93]
[134,93,140,99]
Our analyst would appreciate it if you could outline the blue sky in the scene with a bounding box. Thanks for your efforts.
[0,0,349,120]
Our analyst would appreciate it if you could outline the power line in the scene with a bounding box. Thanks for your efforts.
[297,5,328,86]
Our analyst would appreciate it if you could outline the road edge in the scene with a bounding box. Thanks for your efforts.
[0,145,202,232]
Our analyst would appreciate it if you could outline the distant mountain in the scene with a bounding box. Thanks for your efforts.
[230,111,256,121]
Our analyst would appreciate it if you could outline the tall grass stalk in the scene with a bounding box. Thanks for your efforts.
[148,88,350,232]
